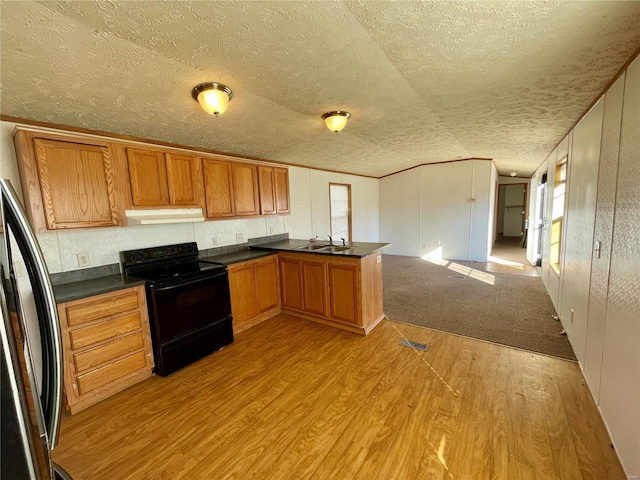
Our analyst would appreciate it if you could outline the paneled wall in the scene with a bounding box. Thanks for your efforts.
[0,121,379,273]
[380,159,495,262]
[527,56,639,477]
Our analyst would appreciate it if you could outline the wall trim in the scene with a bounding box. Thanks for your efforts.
[378,157,494,179]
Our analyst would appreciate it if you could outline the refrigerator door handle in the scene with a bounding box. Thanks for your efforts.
[1,179,64,449]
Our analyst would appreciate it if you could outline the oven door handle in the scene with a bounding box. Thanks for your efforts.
[151,270,228,292]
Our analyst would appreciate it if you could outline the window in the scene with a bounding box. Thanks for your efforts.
[550,157,567,274]
[329,183,351,242]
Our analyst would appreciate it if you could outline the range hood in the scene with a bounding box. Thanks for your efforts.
[125,208,205,225]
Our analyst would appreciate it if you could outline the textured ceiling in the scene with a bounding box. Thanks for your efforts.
[1,1,639,178]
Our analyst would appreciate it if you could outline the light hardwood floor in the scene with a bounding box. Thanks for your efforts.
[53,315,626,480]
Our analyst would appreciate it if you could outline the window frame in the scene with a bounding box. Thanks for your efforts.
[329,182,352,243]
[550,156,568,275]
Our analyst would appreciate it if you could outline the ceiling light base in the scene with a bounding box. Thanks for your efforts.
[322,110,351,132]
[192,83,233,116]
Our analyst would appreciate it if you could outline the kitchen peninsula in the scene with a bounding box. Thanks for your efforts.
[252,239,389,335]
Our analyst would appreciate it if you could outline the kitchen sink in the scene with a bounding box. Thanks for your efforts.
[295,244,329,250]
[318,245,353,252]
[294,244,353,253]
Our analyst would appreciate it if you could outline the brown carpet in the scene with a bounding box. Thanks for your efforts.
[382,254,577,360]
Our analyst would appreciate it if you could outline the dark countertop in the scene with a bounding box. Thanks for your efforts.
[53,274,146,304]
[250,239,390,258]
[200,249,276,266]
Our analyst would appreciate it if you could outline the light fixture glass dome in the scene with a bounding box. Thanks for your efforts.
[192,83,233,116]
[322,111,351,132]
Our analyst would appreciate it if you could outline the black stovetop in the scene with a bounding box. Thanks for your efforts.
[129,260,225,283]
[121,242,225,285]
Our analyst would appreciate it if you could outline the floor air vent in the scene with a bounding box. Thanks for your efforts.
[399,339,429,351]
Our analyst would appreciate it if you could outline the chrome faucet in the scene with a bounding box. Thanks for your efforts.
[328,235,333,245]
[341,238,346,246]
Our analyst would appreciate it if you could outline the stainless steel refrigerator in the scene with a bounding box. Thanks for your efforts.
[1,178,72,479]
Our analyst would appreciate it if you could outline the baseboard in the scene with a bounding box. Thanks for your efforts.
[233,306,281,335]
[578,361,635,479]
[281,308,366,335]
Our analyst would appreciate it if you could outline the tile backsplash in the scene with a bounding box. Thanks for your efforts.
[38,216,287,274]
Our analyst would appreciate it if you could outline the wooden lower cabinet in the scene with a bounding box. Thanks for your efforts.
[301,260,328,317]
[328,263,359,324]
[228,255,281,335]
[57,285,154,414]
[278,251,384,335]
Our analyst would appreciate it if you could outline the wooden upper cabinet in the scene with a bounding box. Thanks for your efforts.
[32,138,119,230]
[232,162,260,216]
[274,168,290,214]
[258,166,276,215]
[126,148,169,207]
[258,166,290,215]
[127,148,202,208]
[203,159,235,218]
[165,153,203,206]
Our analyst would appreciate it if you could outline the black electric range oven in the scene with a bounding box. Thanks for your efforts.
[121,242,233,376]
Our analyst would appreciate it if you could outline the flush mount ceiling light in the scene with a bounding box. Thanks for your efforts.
[322,111,351,132]
[510,171,517,177]
[192,82,233,116]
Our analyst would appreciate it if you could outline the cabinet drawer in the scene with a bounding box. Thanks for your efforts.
[65,290,139,327]
[69,312,141,350]
[74,333,144,373]
[77,350,147,395]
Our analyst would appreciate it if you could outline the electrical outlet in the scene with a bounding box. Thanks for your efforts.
[77,253,90,267]
[236,233,245,243]
[269,225,275,234]
[211,236,218,246]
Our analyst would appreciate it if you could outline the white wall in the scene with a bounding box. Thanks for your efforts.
[0,121,379,273]
[597,57,639,478]
[529,57,639,477]
[286,166,379,242]
[379,167,421,256]
[560,97,604,363]
[469,160,494,261]
[380,159,494,262]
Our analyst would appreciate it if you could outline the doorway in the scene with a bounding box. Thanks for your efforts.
[490,182,537,276]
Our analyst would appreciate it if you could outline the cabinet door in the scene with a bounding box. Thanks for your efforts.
[228,263,258,326]
[255,256,280,313]
[328,263,359,324]
[126,148,169,206]
[165,153,203,206]
[33,138,119,229]
[274,167,291,214]
[280,257,303,310]
[232,162,260,216]
[203,159,235,218]
[258,166,276,215]
[302,260,327,316]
